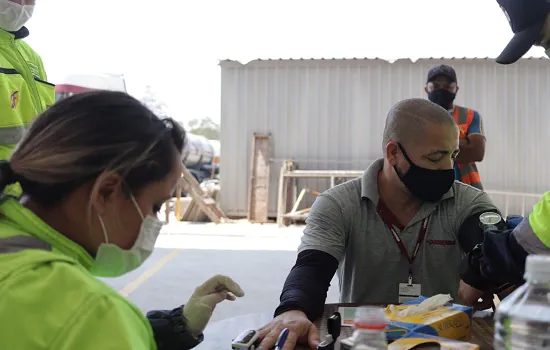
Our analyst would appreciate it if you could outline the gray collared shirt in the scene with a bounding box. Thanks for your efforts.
[298,159,497,303]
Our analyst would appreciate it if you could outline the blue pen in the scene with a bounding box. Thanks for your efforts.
[274,328,290,350]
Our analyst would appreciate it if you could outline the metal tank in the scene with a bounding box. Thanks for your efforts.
[182,133,214,168]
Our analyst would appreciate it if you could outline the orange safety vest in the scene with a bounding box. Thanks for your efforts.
[452,106,483,190]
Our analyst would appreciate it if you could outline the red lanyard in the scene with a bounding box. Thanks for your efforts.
[377,201,430,265]
[384,217,430,265]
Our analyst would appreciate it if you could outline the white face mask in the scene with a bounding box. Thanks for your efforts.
[90,195,164,278]
[0,2,34,32]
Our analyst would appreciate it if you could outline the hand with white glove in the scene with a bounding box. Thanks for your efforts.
[183,274,245,337]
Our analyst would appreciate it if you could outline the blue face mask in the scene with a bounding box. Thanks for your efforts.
[394,143,455,202]
[90,195,163,277]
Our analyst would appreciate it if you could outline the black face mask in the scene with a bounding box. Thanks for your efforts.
[394,143,455,202]
[427,89,456,110]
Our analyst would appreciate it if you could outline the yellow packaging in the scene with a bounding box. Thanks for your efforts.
[385,296,473,342]
[388,332,480,349]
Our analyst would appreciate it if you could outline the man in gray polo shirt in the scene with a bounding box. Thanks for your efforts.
[257,98,499,350]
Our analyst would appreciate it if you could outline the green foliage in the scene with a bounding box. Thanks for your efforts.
[139,85,220,140]
[187,117,220,140]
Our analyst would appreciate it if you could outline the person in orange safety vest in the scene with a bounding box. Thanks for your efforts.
[425,64,486,190]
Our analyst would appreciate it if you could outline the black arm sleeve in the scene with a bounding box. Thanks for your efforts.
[146,305,204,350]
[274,249,339,322]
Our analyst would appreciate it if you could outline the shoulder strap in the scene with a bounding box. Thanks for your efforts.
[465,108,475,126]
[452,106,461,123]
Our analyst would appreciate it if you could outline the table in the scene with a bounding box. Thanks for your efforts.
[199,304,495,349]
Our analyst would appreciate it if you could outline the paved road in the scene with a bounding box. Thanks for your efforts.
[101,222,340,323]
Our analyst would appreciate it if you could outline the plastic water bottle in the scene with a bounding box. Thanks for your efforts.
[494,254,550,349]
[350,306,388,350]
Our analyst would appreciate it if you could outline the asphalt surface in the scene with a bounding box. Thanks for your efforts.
[101,221,340,323]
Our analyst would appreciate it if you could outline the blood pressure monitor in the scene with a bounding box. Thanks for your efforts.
[479,212,504,231]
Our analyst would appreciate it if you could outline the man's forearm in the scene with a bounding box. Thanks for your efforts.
[456,138,483,163]
[274,250,339,321]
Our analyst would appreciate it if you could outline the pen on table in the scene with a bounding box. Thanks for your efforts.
[274,328,290,350]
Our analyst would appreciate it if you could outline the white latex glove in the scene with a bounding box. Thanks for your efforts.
[183,274,245,336]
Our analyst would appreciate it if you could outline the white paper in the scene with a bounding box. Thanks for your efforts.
[387,294,453,317]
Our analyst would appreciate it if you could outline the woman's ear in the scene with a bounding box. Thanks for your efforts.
[89,171,124,215]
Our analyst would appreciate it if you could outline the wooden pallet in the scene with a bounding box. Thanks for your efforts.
[247,134,272,223]
[177,165,228,224]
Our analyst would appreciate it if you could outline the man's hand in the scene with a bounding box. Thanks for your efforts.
[183,275,245,337]
[458,279,494,311]
[257,310,320,350]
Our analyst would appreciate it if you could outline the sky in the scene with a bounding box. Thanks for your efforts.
[25,0,547,125]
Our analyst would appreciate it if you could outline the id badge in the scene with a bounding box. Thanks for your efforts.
[398,275,421,304]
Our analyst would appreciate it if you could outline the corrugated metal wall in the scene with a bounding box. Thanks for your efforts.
[220,58,550,218]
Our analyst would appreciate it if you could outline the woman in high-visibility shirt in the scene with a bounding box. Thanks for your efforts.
[0,90,244,350]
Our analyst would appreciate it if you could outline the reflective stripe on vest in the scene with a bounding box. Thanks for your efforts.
[453,106,475,127]
[0,126,26,146]
[456,163,482,189]
[0,235,51,254]
[452,106,482,190]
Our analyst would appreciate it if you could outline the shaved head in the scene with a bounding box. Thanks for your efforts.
[382,98,457,150]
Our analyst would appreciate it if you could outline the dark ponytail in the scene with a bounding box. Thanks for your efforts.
[0,161,17,192]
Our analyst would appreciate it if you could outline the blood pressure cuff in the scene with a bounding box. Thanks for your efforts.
[146,305,204,350]
[457,211,488,253]
[460,228,528,291]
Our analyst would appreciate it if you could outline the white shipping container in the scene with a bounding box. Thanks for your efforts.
[220,57,550,218]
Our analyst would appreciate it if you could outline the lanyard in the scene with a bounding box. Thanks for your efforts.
[377,201,430,266]
[383,216,430,265]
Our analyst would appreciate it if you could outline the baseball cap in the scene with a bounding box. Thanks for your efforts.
[496,0,550,65]
[426,65,457,84]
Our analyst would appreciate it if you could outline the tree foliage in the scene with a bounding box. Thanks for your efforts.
[139,85,220,140]
[187,117,220,140]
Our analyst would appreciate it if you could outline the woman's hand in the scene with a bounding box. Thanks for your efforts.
[183,275,245,336]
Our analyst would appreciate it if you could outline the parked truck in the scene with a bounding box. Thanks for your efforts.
[54,73,220,183]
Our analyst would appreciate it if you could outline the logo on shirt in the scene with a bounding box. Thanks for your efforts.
[10,91,19,109]
[427,239,456,247]
[26,62,40,78]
